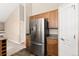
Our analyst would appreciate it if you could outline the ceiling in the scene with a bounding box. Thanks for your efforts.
[0,3,19,22]
[32,3,60,15]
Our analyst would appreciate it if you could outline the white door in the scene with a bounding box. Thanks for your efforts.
[59,4,78,56]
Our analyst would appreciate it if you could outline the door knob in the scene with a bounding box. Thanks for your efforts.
[61,38,64,41]
[74,35,75,39]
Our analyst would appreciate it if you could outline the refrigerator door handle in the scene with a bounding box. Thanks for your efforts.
[32,42,43,45]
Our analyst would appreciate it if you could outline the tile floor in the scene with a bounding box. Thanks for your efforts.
[11,49,34,56]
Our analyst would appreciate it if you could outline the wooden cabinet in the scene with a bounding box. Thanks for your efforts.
[35,14,42,19]
[0,39,7,56]
[30,16,36,20]
[39,12,49,19]
[30,12,49,20]
[30,9,58,28]
[26,36,31,48]
[49,10,58,28]
[47,37,58,56]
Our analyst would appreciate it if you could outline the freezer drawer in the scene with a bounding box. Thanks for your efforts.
[30,43,45,56]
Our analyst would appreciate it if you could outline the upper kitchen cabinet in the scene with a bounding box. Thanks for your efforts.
[36,12,49,18]
[35,14,42,19]
[30,9,58,28]
[48,9,58,28]
[30,16,36,20]
[30,12,49,20]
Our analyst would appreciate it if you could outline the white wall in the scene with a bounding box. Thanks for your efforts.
[19,4,25,43]
[26,3,32,34]
[0,4,19,22]
[49,29,58,35]
[5,6,20,43]
[78,4,79,55]
[5,4,25,44]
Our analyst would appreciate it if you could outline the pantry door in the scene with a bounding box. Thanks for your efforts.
[58,4,78,56]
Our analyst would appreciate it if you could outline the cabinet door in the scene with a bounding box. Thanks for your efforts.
[59,4,78,56]
[30,16,36,20]
[35,14,42,19]
[40,12,49,19]
[49,10,58,28]
[26,36,31,48]
[35,12,49,20]
[47,39,58,56]
[30,10,58,28]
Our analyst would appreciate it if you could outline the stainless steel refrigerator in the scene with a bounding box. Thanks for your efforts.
[30,18,49,56]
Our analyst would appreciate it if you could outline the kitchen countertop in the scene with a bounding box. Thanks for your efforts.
[26,34,31,38]
[47,34,58,39]
[0,37,6,40]
[26,34,58,39]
